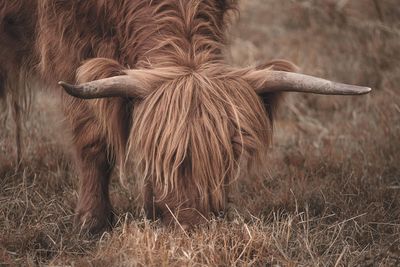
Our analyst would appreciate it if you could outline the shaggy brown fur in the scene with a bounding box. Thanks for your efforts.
[1,0,296,234]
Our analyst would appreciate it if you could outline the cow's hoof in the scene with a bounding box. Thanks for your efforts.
[225,202,251,223]
[226,202,239,222]
[75,209,114,237]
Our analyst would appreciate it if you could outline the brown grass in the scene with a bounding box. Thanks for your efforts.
[1,0,400,266]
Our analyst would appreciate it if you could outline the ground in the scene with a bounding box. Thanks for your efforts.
[1,0,399,266]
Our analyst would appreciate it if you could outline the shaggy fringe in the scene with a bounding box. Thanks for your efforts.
[129,65,272,215]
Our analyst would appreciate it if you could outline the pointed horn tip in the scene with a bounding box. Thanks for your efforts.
[356,86,372,95]
[333,83,372,95]
[58,81,74,89]
[58,81,85,98]
[58,81,77,89]
[365,87,372,93]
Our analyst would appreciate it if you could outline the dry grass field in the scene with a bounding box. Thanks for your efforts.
[1,0,399,266]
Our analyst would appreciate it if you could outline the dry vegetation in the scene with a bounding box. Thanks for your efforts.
[1,0,399,266]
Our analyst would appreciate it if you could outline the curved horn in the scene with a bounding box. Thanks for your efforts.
[249,70,371,95]
[59,75,150,99]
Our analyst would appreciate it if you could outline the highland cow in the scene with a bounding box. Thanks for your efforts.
[0,0,371,235]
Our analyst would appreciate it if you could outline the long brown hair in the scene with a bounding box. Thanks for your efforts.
[128,64,273,218]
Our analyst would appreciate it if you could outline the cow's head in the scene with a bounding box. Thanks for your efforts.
[59,58,370,227]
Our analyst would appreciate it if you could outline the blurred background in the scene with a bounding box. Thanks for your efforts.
[1,0,399,265]
[231,0,399,89]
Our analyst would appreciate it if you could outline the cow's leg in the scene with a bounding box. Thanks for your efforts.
[65,98,114,236]
[225,182,237,221]
[225,191,250,222]
[144,179,159,221]
[12,100,22,165]
[63,58,128,235]
[224,163,251,222]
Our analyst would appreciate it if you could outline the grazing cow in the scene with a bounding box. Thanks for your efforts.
[0,0,370,235]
